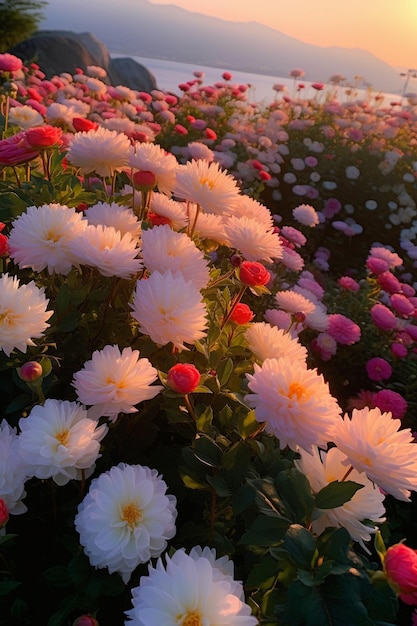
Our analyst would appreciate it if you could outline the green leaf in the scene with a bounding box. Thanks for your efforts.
[283,524,316,568]
[0,580,21,596]
[221,442,250,490]
[206,474,232,497]
[315,480,364,509]
[240,515,291,546]
[42,566,72,588]
[232,484,256,515]
[246,556,278,589]
[217,357,233,387]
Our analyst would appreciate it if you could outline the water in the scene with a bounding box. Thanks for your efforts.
[110,53,401,107]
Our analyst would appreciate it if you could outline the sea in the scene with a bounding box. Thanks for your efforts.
[109,53,401,106]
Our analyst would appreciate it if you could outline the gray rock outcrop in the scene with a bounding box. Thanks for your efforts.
[8,31,157,92]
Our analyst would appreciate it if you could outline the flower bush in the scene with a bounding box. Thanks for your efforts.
[0,54,417,625]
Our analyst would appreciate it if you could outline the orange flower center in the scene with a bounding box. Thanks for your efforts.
[55,430,69,446]
[121,503,142,529]
[199,176,215,190]
[287,382,307,401]
[180,611,202,626]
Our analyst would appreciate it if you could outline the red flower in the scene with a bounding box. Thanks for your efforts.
[72,117,99,132]
[25,125,63,149]
[385,543,417,605]
[239,261,270,287]
[167,363,200,394]
[229,303,254,325]
[132,170,156,192]
[18,361,43,383]
[0,498,8,528]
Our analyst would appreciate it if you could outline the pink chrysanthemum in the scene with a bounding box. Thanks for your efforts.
[327,313,361,345]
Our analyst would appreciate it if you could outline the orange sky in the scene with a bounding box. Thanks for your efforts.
[149,0,417,69]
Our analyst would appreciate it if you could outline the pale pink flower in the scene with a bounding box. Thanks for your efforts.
[292,204,319,227]
[128,142,178,195]
[223,215,283,263]
[245,322,307,363]
[148,193,188,230]
[84,201,141,239]
[66,127,130,177]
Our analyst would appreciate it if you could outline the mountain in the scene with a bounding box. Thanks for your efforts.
[40,0,403,93]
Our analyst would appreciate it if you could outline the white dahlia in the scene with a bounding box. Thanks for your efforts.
[125,547,257,626]
[75,463,177,583]
[295,446,386,551]
[245,322,307,364]
[69,224,142,279]
[174,159,241,216]
[224,215,283,262]
[148,193,189,230]
[245,357,340,453]
[141,224,210,290]
[0,273,53,357]
[236,195,274,228]
[131,271,208,350]
[84,201,142,239]
[0,421,28,514]
[72,345,163,421]
[18,399,108,486]
[128,142,178,195]
[331,407,417,502]
[66,126,130,177]
[8,203,87,275]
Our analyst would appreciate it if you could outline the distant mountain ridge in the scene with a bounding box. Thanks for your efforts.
[41,0,403,94]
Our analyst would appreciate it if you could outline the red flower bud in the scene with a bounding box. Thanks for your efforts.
[167,363,200,394]
[384,543,417,605]
[72,615,99,626]
[72,117,99,132]
[0,498,9,528]
[132,170,156,192]
[25,125,63,149]
[19,361,43,382]
[229,303,254,325]
[148,212,171,226]
[239,261,270,287]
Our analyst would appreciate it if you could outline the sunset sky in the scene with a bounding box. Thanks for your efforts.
[148,0,417,69]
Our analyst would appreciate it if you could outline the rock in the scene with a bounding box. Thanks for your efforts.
[109,56,157,92]
[8,30,157,92]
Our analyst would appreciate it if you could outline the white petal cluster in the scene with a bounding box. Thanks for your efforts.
[75,463,177,583]
[84,201,142,239]
[18,399,108,486]
[224,215,283,263]
[66,126,130,177]
[128,142,178,195]
[0,421,28,514]
[245,322,307,364]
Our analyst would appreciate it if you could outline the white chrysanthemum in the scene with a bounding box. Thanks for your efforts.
[295,446,386,551]
[0,273,52,357]
[0,421,28,514]
[84,201,142,239]
[331,407,417,502]
[66,126,130,177]
[8,105,44,129]
[69,224,142,278]
[73,345,163,421]
[149,193,189,230]
[245,322,307,363]
[292,203,320,227]
[275,290,316,315]
[128,142,178,195]
[8,203,87,275]
[224,215,283,263]
[75,462,177,584]
[236,195,274,228]
[245,357,340,453]
[188,204,229,244]
[46,102,78,128]
[186,141,214,161]
[18,399,108,486]
[131,271,208,351]
[174,159,241,216]
[141,225,210,290]
[125,547,257,626]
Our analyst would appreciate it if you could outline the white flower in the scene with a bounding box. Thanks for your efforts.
[245,357,340,453]
[148,193,189,230]
[131,271,208,350]
[75,463,177,583]
[0,273,53,356]
[245,322,307,363]
[187,204,229,244]
[141,225,210,290]
[66,126,130,177]
[295,446,386,551]
[8,203,87,275]
[69,224,142,278]
[223,215,283,263]
[125,547,257,626]
[0,421,28,514]
[292,204,319,227]
[73,345,163,421]
[18,399,108,486]
[236,195,274,228]
[8,105,44,129]
[331,407,417,501]
[174,159,241,216]
[128,142,178,195]
[84,201,142,239]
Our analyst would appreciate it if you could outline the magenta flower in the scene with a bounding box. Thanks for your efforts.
[390,293,415,317]
[366,357,392,382]
[337,276,360,292]
[327,313,361,345]
[370,303,398,331]
[373,389,408,419]
[0,53,23,73]
[377,271,402,294]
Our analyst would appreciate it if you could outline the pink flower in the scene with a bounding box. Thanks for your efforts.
[384,543,417,605]
[0,498,9,528]
[337,276,360,292]
[391,342,408,358]
[390,293,415,317]
[327,313,361,345]
[366,357,392,382]
[18,361,43,383]
[373,389,408,419]
[239,261,270,287]
[167,363,201,394]
[0,53,23,72]
[0,132,39,166]
[366,256,389,275]
[72,616,99,626]
[311,82,325,91]
[370,303,398,331]
[377,271,402,294]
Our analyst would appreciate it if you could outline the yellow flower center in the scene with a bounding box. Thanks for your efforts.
[199,176,215,190]
[55,430,69,446]
[105,377,126,389]
[287,382,308,401]
[179,611,202,626]
[0,309,11,325]
[121,503,142,529]
[45,230,62,243]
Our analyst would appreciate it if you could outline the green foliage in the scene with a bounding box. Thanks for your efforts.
[0,1,47,52]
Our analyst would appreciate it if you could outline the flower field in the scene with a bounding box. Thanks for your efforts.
[1,53,417,626]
